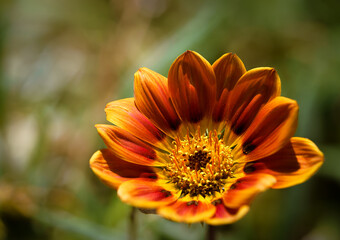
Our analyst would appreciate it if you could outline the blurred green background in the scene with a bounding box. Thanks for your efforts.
[0,0,339,239]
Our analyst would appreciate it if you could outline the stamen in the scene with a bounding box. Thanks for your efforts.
[165,129,236,197]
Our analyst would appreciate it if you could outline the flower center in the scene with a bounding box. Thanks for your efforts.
[164,129,236,198]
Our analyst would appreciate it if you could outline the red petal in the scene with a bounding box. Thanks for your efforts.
[168,51,216,122]
[243,137,324,189]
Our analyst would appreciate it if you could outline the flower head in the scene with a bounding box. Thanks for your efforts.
[90,51,324,225]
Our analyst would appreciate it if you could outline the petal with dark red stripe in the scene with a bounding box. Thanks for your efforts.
[118,179,178,209]
[223,174,276,208]
[212,53,246,122]
[226,68,281,135]
[134,68,181,135]
[213,53,246,98]
[244,137,324,189]
[158,196,216,223]
[236,97,299,162]
[105,98,168,150]
[96,124,162,166]
[206,200,249,225]
[168,50,216,123]
[90,149,156,189]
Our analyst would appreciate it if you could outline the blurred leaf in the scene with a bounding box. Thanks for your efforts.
[319,145,340,182]
[35,209,125,240]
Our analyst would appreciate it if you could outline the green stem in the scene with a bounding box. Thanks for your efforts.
[129,207,137,240]
[206,224,216,240]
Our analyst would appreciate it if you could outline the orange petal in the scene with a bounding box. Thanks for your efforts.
[223,174,276,208]
[212,89,229,123]
[212,53,246,122]
[168,50,216,122]
[225,68,281,134]
[206,201,249,225]
[243,137,324,189]
[90,149,156,189]
[229,93,265,135]
[117,179,178,209]
[236,96,299,162]
[157,196,216,223]
[213,53,246,97]
[213,53,246,122]
[134,68,181,135]
[96,124,162,166]
[105,98,168,150]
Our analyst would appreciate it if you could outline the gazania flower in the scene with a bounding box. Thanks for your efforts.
[90,51,324,225]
